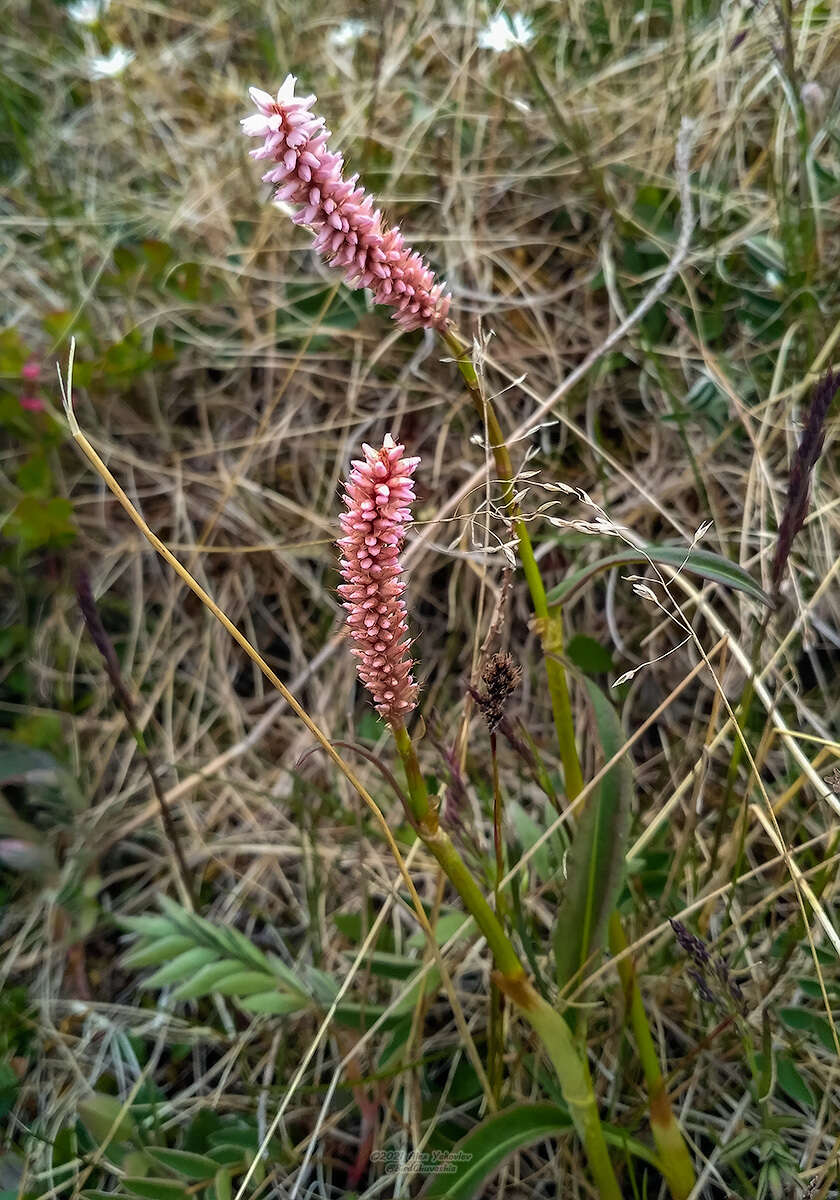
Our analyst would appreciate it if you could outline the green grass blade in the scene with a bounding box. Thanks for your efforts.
[420,1102,663,1199]
[420,1103,573,1198]
[553,681,633,990]
[546,544,772,609]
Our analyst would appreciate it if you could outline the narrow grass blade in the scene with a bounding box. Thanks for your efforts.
[546,544,772,609]
[553,681,632,990]
[420,1102,661,1198]
[420,1103,573,1198]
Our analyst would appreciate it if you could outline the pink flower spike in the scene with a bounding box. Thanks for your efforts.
[338,434,419,722]
[21,359,40,382]
[20,394,44,412]
[242,76,451,333]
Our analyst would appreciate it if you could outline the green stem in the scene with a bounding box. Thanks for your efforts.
[391,719,435,831]
[499,975,622,1200]
[424,829,524,981]
[393,718,520,976]
[609,912,695,1199]
[490,732,504,915]
[488,978,503,1105]
[440,326,695,1196]
[391,720,622,1199]
[440,326,584,799]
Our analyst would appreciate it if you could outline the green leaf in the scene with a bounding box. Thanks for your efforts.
[391,965,442,1016]
[145,1149,218,1180]
[142,947,218,987]
[205,1146,248,1167]
[206,1127,259,1150]
[238,992,310,1015]
[420,1102,664,1198]
[78,1093,136,1145]
[796,977,840,1001]
[407,910,469,949]
[780,1008,837,1053]
[304,965,339,1005]
[122,1178,189,1200]
[214,1170,232,1200]
[141,239,175,277]
[0,327,28,375]
[0,1061,19,1120]
[421,1103,574,1198]
[16,455,52,495]
[553,682,633,990]
[156,896,272,974]
[117,916,176,938]
[123,1151,152,1177]
[546,544,772,610]
[509,803,557,884]
[170,961,250,1001]
[776,1055,816,1108]
[332,1002,406,1031]
[346,951,422,981]
[8,496,76,552]
[210,972,278,998]
[8,713,66,757]
[264,954,307,993]
[121,936,195,969]
[566,635,614,675]
[377,1015,414,1072]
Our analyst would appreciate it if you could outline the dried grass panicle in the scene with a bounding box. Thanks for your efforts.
[687,968,716,1005]
[670,918,711,966]
[771,368,838,595]
[242,76,451,332]
[338,434,419,721]
[672,920,748,1016]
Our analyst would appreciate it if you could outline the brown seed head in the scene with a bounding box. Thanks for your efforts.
[475,653,521,733]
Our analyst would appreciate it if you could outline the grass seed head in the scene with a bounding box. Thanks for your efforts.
[476,652,522,733]
[771,368,838,596]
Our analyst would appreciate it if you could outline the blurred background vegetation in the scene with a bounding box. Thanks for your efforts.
[1,1,839,1197]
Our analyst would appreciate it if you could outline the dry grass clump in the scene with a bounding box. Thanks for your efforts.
[2,1,840,1197]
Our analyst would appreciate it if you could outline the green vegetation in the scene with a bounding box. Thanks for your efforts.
[2,2,839,1197]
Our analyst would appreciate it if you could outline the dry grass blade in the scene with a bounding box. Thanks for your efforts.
[4,4,840,1196]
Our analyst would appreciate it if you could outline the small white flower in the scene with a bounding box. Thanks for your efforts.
[87,45,134,79]
[328,19,367,49]
[68,0,109,24]
[477,11,534,53]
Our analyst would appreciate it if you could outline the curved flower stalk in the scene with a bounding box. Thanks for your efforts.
[338,434,419,722]
[242,77,451,332]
